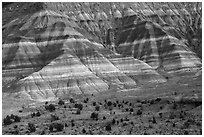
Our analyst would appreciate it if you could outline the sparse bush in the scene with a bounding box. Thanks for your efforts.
[107,101,112,106]
[113,102,117,107]
[28,123,36,132]
[155,98,161,102]
[105,124,111,131]
[70,98,75,103]
[136,109,142,115]
[184,130,189,135]
[3,114,21,126]
[172,103,178,109]
[82,128,86,134]
[3,116,12,126]
[50,114,59,122]
[90,112,98,120]
[49,124,54,132]
[71,120,75,127]
[14,115,21,122]
[169,112,175,119]
[31,112,36,118]
[92,102,96,106]
[45,104,56,112]
[58,100,65,105]
[49,123,64,132]
[55,123,64,132]
[112,118,116,125]
[95,105,100,111]
[159,112,163,118]
[152,116,157,124]
[74,103,83,110]
[76,108,81,115]
[36,111,41,117]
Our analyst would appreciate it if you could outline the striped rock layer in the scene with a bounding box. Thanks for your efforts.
[3,10,166,101]
[116,21,201,74]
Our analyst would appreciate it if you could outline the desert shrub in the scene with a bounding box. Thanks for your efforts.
[92,102,96,106]
[169,112,175,119]
[31,112,36,118]
[49,124,54,132]
[3,116,12,125]
[3,114,21,126]
[90,112,98,120]
[70,98,75,103]
[84,100,87,103]
[50,114,59,122]
[184,130,189,135]
[36,111,41,117]
[76,108,81,115]
[105,124,112,131]
[173,123,176,127]
[112,118,116,125]
[28,123,36,132]
[172,102,178,109]
[113,102,117,107]
[82,128,86,134]
[9,114,21,122]
[55,123,64,132]
[58,100,65,105]
[159,112,163,118]
[95,105,100,111]
[45,101,48,105]
[152,116,157,124]
[74,103,83,110]
[45,104,56,112]
[71,120,75,127]
[49,123,64,132]
[107,101,112,106]
[136,109,142,115]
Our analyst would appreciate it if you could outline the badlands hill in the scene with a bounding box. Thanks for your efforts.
[2,2,201,102]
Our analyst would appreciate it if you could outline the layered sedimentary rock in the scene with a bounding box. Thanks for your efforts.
[3,8,166,101]
[116,21,201,73]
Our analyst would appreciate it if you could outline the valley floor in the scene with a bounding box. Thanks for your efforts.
[2,74,202,135]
